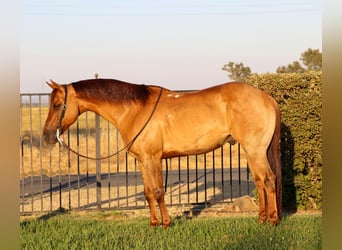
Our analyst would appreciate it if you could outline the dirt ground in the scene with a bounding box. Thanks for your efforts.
[20,195,322,222]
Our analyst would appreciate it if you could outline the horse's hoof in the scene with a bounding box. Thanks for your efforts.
[162,221,171,229]
[258,215,267,224]
[269,218,279,226]
[150,220,160,227]
[258,219,266,225]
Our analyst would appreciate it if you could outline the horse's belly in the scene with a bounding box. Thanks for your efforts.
[159,95,231,157]
[161,131,229,158]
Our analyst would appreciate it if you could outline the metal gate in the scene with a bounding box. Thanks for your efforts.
[20,93,254,214]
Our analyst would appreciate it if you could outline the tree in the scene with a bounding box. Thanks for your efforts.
[276,61,305,74]
[300,48,322,71]
[276,48,322,73]
[222,61,252,81]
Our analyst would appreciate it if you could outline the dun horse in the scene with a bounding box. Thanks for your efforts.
[43,78,282,227]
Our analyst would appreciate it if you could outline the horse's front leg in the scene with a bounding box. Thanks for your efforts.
[153,161,171,228]
[143,181,160,227]
[139,158,171,228]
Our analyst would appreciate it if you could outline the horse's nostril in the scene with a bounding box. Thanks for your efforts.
[43,130,58,145]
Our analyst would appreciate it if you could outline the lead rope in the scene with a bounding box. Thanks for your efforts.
[56,87,163,161]
[164,158,168,193]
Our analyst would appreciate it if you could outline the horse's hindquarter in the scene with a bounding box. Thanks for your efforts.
[220,82,278,152]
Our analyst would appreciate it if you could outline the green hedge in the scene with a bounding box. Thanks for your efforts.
[247,71,322,210]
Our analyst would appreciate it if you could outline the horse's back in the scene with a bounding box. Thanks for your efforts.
[155,82,278,157]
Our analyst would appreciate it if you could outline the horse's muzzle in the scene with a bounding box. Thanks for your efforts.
[43,129,60,145]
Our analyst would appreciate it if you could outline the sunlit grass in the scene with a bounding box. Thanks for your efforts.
[20,211,321,249]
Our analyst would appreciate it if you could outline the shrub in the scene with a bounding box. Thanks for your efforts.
[247,71,322,210]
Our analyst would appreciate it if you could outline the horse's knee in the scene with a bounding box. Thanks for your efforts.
[144,187,165,203]
[154,188,164,201]
[144,187,154,201]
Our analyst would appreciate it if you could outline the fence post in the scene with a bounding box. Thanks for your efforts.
[96,114,101,209]
[95,73,102,210]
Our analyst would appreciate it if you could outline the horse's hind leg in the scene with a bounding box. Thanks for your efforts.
[139,158,171,228]
[246,153,278,225]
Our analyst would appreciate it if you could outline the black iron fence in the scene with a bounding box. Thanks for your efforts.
[20,93,254,214]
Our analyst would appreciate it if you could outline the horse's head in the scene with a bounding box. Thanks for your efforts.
[43,80,80,144]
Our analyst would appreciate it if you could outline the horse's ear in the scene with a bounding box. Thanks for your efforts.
[46,79,61,90]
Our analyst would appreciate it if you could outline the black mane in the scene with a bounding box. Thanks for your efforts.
[72,79,151,104]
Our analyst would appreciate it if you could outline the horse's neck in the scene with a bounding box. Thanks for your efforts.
[79,98,139,140]
[80,99,124,124]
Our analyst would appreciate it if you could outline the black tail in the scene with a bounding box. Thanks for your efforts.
[267,103,282,218]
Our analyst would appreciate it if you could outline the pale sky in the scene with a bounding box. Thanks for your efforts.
[20,0,322,93]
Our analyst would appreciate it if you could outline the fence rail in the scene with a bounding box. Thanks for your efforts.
[20,93,254,214]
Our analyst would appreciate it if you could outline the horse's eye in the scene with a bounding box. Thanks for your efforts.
[53,103,62,110]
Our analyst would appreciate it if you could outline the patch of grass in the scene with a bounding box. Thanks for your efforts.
[20,212,321,249]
